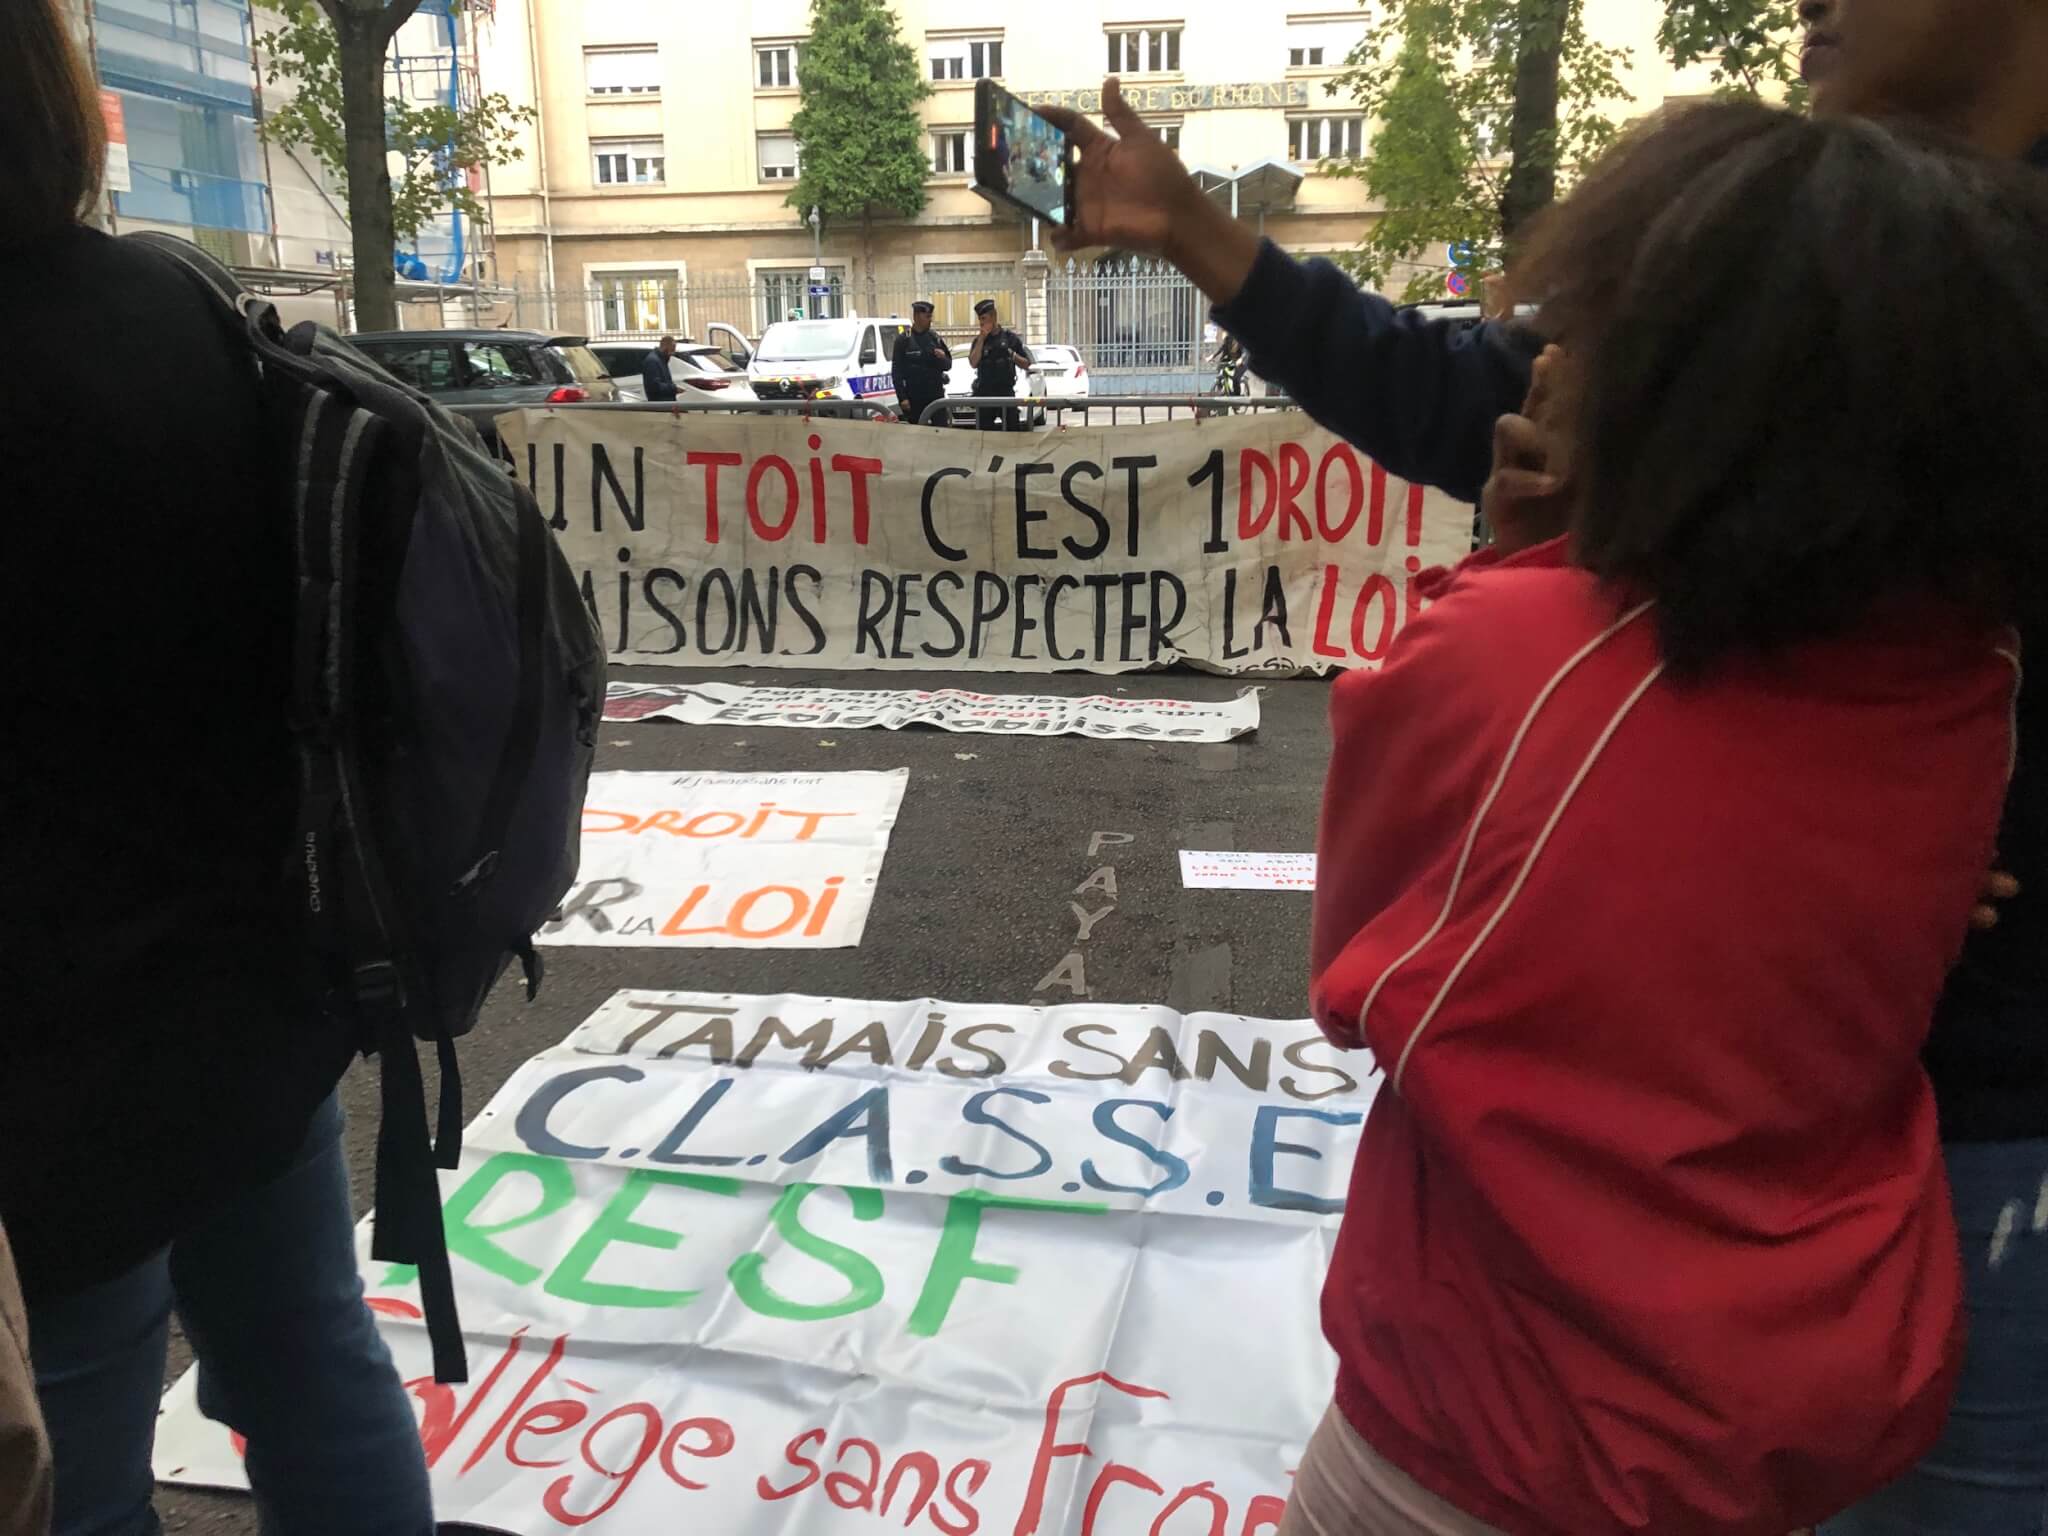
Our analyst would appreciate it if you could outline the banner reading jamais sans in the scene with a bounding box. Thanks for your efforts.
[498,411,1471,675]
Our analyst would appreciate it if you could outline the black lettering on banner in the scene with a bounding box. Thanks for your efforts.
[924,570,967,659]
[1111,454,1157,557]
[1014,462,1056,560]
[1012,574,1043,658]
[1255,563,1292,650]
[591,442,646,533]
[612,567,632,653]
[578,568,599,633]
[969,572,1010,660]
[1221,567,1248,660]
[1058,461,1109,560]
[856,570,893,658]
[531,441,567,531]
[737,568,780,655]
[1148,571,1187,661]
[1117,571,1147,663]
[784,564,829,656]
[1083,573,1117,660]
[920,466,970,562]
[891,573,923,660]
[1190,447,1227,554]
[696,568,738,655]
[643,568,689,654]
[1045,574,1082,663]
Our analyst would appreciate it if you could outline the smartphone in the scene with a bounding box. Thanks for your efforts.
[974,79,1076,228]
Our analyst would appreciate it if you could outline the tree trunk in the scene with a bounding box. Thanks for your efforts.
[1499,0,1565,246]
[336,8,398,331]
[862,210,879,317]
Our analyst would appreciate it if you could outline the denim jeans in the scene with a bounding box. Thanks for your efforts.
[26,1093,434,1536]
[1821,1137,2048,1536]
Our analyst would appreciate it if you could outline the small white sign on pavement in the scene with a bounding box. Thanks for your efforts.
[1179,850,1318,890]
[604,681,1260,742]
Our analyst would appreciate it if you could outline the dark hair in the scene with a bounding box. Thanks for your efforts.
[1517,101,2048,672]
[0,0,106,246]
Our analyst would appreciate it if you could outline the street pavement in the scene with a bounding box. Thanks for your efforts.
[155,661,1336,1532]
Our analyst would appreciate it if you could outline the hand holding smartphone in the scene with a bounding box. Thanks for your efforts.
[974,79,1076,227]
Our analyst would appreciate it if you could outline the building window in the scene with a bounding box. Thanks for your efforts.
[1148,120,1182,153]
[931,128,969,176]
[756,44,799,89]
[922,262,1020,331]
[1107,26,1182,75]
[592,137,666,184]
[593,271,684,336]
[585,47,660,95]
[929,35,1003,80]
[757,132,801,181]
[1288,115,1364,161]
[1287,16,1366,72]
[761,268,844,328]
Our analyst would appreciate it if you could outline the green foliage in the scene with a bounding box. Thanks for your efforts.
[787,0,934,230]
[257,0,533,243]
[1660,0,1806,99]
[1326,0,1796,302]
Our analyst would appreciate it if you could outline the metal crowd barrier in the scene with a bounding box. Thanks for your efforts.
[916,395,1299,427]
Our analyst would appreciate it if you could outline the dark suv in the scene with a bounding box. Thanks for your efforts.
[348,329,620,407]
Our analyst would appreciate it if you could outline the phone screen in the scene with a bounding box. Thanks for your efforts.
[975,80,1071,226]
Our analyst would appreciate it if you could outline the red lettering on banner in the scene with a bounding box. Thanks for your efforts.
[1013,1371,1172,1536]
[541,1401,665,1525]
[1350,574,1398,661]
[747,455,800,540]
[1277,443,1311,542]
[1368,461,1388,547]
[686,451,743,545]
[758,1428,828,1499]
[935,1460,993,1536]
[827,1438,884,1509]
[1407,556,1427,624]
[1406,480,1425,547]
[833,455,883,545]
[1315,445,1364,543]
[1240,1493,1289,1536]
[1237,450,1275,539]
[1311,565,1347,660]
[1083,1465,1165,1535]
[660,1417,737,1490]
[505,1399,589,1468]
[658,876,846,939]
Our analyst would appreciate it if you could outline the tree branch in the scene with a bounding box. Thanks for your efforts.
[312,0,347,25]
[377,0,428,48]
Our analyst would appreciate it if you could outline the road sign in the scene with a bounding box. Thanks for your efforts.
[1447,241,1476,267]
[808,265,829,283]
[1446,270,1471,298]
[808,283,832,298]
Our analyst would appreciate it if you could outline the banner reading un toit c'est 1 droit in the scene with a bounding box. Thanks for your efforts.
[498,410,1471,675]
[155,990,1377,1534]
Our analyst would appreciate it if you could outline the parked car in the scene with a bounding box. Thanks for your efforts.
[747,316,910,404]
[1033,344,1090,401]
[348,329,619,407]
[588,340,761,404]
[944,351,1049,428]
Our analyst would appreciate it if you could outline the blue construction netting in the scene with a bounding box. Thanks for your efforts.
[391,0,468,285]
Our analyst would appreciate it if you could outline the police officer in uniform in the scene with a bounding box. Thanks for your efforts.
[891,299,953,426]
[969,297,1031,432]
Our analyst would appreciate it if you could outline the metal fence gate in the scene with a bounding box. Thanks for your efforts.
[1046,255,1208,392]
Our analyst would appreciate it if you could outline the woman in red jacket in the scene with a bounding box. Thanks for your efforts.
[1291,103,2048,1536]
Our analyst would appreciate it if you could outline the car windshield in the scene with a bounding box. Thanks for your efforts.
[679,348,745,375]
[756,321,859,364]
[591,347,644,379]
[556,345,611,383]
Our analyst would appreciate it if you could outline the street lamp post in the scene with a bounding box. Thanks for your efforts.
[808,205,822,265]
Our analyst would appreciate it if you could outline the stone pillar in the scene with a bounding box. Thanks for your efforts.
[1022,248,1051,347]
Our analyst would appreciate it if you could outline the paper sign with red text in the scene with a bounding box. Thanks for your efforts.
[155,989,1376,1534]
[539,769,905,949]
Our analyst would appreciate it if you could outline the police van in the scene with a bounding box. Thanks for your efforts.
[746,316,911,403]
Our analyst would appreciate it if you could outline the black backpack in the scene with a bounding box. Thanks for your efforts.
[133,234,604,1383]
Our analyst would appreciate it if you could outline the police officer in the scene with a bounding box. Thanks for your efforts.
[891,299,953,426]
[969,297,1031,431]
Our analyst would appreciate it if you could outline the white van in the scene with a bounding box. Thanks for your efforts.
[747,316,911,403]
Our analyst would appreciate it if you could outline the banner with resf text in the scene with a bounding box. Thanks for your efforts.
[156,990,1378,1534]
[499,411,1472,675]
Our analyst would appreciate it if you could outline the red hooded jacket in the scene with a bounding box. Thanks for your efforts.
[1310,540,2017,1536]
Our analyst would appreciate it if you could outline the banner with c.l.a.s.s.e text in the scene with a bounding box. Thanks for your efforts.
[497,410,1471,675]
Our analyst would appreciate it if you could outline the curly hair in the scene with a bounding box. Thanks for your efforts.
[1515,100,2048,672]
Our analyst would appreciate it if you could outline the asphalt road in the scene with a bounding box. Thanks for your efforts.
[155,662,1334,1533]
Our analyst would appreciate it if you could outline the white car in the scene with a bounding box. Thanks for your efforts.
[1033,344,1090,400]
[747,317,910,405]
[588,341,760,404]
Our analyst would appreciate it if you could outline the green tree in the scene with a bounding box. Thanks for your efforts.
[258,0,533,331]
[787,0,933,315]
[1326,0,1799,302]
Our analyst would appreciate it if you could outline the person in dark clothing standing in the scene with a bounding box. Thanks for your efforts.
[641,333,680,402]
[892,299,952,425]
[1049,8,2048,1524]
[969,297,1030,431]
[0,4,434,1531]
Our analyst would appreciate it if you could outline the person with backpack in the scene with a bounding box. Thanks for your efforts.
[2,4,601,1530]
[1046,7,2048,1522]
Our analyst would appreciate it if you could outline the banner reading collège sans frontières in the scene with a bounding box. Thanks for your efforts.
[497,411,1471,676]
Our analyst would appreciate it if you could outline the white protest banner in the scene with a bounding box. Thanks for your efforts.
[156,990,1377,1535]
[1179,850,1318,890]
[499,410,1471,675]
[604,680,1260,742]
[540,770,904,948]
